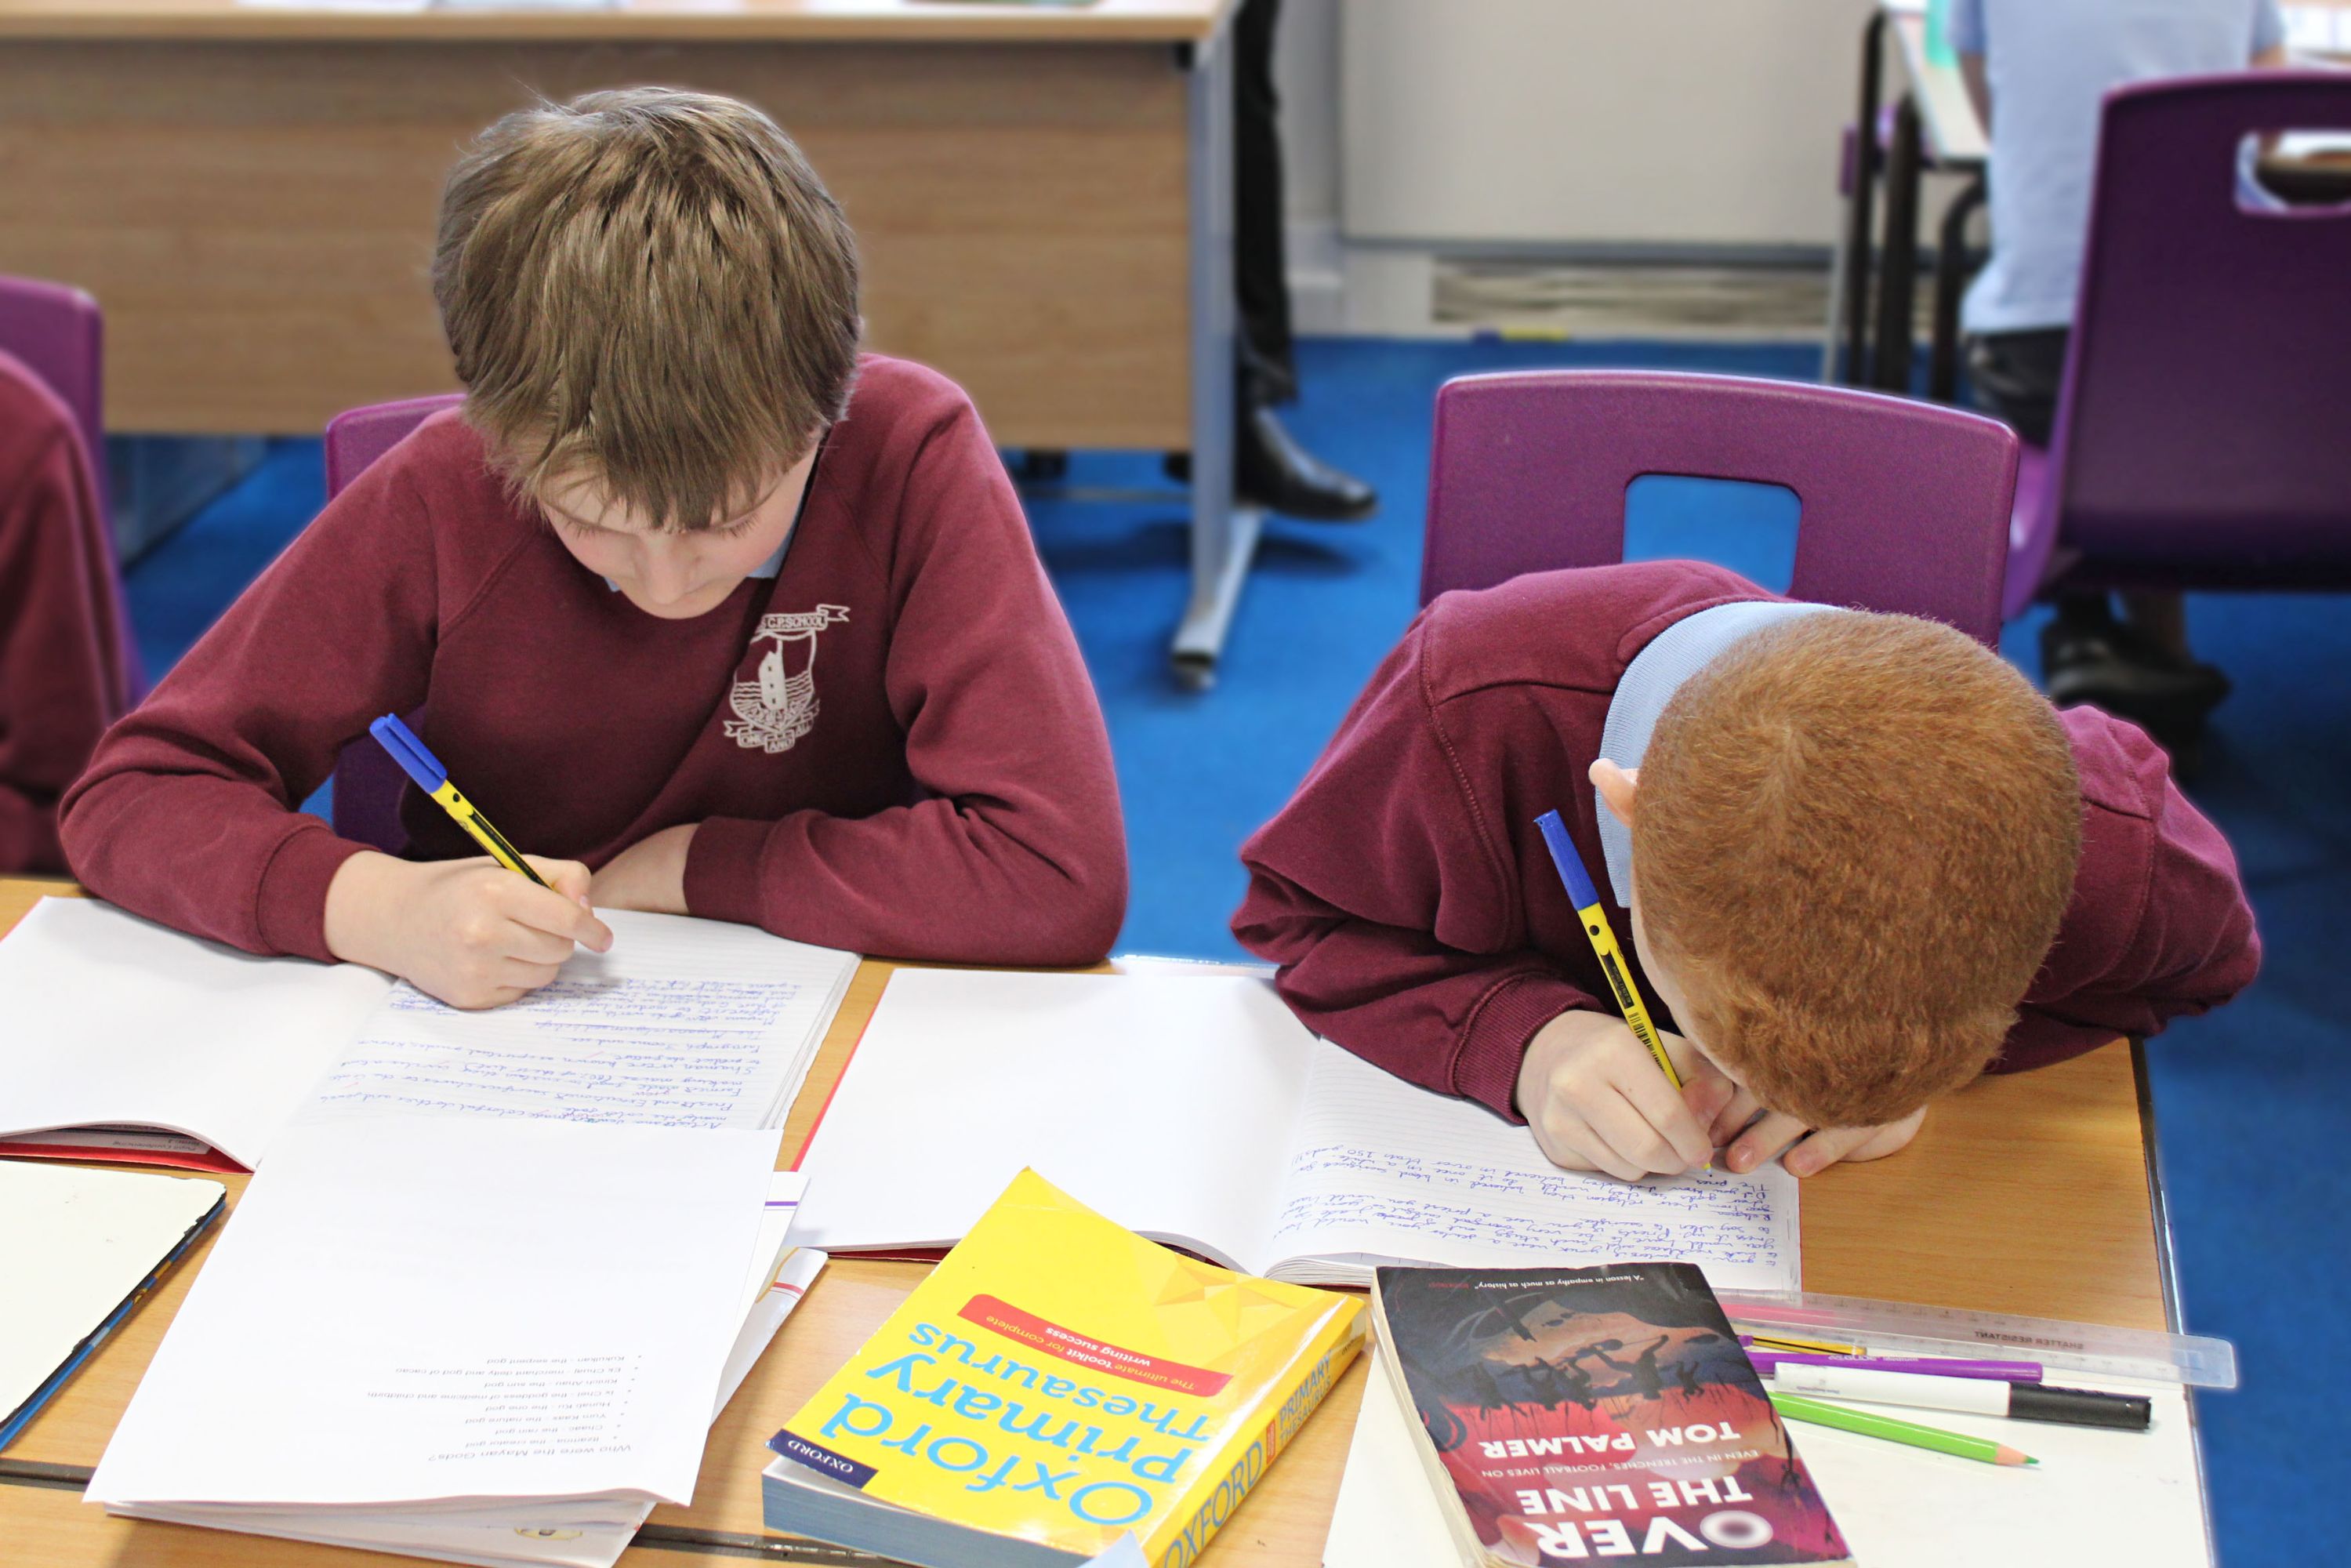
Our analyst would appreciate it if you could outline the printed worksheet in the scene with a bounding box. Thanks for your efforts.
[86,1117,782,1509]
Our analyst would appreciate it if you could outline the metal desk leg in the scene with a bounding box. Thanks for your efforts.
[1832,10,1889,386]
[1871,92,1925,393]
[1170,29,1264,691]
[1928,173,1986,404]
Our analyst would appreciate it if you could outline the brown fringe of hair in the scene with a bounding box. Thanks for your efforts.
[434,88,860,529]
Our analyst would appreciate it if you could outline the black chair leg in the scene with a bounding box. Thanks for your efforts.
[1929,175,1987,405]
[1836,11,1889,387]
[1871,93,1925,394]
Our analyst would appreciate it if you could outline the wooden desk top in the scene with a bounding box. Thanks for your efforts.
[1888,9,1989,168]
[0,0,1235,45]
[0,877,2173,1563]
[0,1480,742,1568]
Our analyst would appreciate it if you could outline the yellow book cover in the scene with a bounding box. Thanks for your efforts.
[766,1169,1364,1568]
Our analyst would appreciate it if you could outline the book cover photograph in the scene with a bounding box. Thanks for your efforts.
[1373,1263,1852,1567]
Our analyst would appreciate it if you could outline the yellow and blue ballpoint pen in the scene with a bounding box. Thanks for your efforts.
[368,713,549,888]
[1533,808,1682,1090]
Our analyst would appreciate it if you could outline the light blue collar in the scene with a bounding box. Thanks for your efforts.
[604,533,789,593]
[1595,601,1831,906]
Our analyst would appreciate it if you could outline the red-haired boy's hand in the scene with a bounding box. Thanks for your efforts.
[1515,1010,1730,1181]
[1712,1091,1928,1178]
[323,849,613,1010]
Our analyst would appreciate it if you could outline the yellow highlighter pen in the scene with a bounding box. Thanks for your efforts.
[368,713,550,887]
[1534,808,1682,1089]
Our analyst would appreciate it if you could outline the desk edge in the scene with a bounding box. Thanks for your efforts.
[2129,1039,2182,1335]
[0,8,1233,45]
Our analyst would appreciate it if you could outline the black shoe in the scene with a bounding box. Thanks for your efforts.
[2041,613,2229,760]
[1235,406,1377,522]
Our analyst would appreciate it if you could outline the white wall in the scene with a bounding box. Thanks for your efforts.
[1337,0,1879,252]
[1272,0,1344,228]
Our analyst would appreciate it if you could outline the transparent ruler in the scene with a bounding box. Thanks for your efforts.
[1717,1289,2237,1389]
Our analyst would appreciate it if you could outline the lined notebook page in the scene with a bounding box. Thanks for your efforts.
[1267,1044,1800,1294]
[303,911,856,1132]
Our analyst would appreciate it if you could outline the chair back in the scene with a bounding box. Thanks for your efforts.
[2041,71,2351,586]
[1422,371,2018,644]
[0,276,106,517]
[324,394,464,854]
[0,275,141,699]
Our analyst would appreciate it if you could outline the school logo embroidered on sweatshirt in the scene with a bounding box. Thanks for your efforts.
[727,605,851,754]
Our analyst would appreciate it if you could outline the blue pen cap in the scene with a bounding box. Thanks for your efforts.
[1533,810,1602,909]
[368,713,448,793]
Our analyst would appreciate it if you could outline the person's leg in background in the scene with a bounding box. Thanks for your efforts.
[1229,0,1376,522]
[1968,328,2226,767]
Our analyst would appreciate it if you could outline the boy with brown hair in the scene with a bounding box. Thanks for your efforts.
[63,88,1127,1005]
[1233,562,2257,1181]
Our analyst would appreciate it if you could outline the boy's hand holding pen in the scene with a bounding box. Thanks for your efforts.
[318,715,613,1011]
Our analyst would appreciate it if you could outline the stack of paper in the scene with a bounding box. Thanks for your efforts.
[87,1116,822,1568]
[0,898,858,1169]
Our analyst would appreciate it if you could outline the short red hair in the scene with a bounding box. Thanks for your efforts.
[1634,612,2081,1128]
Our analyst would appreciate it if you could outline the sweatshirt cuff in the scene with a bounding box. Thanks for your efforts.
[684,815,771,929]
[253,823,373,963]
[1455,972,1597,1122]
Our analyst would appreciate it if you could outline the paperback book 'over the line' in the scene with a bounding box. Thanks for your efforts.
[1373,1262,1853,1567]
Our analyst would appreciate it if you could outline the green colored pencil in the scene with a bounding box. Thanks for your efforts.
[1769,1391,2037,1467]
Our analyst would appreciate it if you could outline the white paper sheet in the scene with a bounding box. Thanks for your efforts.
[87,1116,781,1509]
[792,970,1312,1269]
[1322,1350,1459,1568]
[303,910,855,1133]
[1327,1348,2211,1568]
[0,1162,225,1436]
[1266,1046,1799,1293]
[793,969,1798,1291]
[0,898,390,1168]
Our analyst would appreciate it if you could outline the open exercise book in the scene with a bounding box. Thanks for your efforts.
[0,897,858,1170]
[792,970,1800,1294]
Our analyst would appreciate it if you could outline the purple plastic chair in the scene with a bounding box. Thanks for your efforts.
[2005,72,2351,615]
[0,276,106,517]
[0,274,143,696]
[1423,371,2019,646]
[323,394,466,854]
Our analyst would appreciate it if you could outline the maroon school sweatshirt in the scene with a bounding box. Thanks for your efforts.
[0,350,132,874]
[1232,561,2260,1121]
[62,356,1127,965]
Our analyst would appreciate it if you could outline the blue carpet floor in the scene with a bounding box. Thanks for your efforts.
[124,336,2347,1566]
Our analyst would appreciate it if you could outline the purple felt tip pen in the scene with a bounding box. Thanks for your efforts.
[1747,1349,2046,1382]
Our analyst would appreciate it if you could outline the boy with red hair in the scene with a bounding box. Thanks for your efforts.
[1235,563,2257,1179]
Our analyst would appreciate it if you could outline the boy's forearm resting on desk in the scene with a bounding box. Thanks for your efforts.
[1234,887,1591,1117]
[589,822,695,915]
